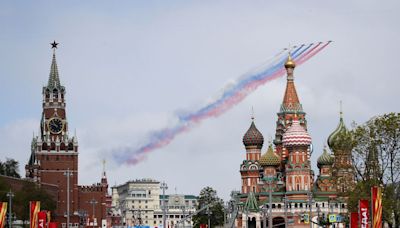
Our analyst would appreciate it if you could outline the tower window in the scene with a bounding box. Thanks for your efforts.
[53,89,58,99]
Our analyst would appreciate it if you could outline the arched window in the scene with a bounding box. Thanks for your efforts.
[53,89,58,99]
[295,176,301,191]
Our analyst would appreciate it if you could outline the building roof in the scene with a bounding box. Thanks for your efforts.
[47,53,62,89]
[244,191,259,212]
[317,146,334,167]
[281,54,302,113]
[242,120,264,149]
[259,144,280,166]
[282,119,311,146]
[327,112,348,149]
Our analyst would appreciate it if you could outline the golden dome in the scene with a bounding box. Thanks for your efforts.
[284,53,296,69]
[259,144,280,167]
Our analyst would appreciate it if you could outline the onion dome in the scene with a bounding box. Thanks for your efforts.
[317,146,334,167]
[282,118,312,147]
[259,143,280,166]
[243,120,264,149]
[327,114,348,149]
[284,53,296,69]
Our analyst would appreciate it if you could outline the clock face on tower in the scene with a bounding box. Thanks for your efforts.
[48,117,64,134]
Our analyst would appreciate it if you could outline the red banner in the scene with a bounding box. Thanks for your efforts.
[359,199,369,228]
[48,222,57,228]
[0,202,7,228]
[372,186,382,228]
[350,212,359,228]
[30,201,41,228]
[38,211,47,228]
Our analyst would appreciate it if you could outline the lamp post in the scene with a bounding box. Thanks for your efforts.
[261,205,268,228]
[64,168,73,228]
[283,195,288,228]
[205,206,212,228]
[260,176,284,228]
[89,199,98,228]
[307,191,312,228]
[6,189,14,228]
[161,182,168,228]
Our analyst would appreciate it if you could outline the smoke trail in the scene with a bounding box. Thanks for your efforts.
[113,42,331,165]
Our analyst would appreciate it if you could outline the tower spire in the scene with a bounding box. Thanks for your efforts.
[281,52,301,113]
[48,41,61,89]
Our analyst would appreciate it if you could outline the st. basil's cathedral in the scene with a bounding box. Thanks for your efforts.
[236,55,355,227]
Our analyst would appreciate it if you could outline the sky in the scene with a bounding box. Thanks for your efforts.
[0,0,399,200]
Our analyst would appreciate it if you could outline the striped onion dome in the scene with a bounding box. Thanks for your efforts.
[259,144,280,167]
[317,146,334,167]
[282,119,312,146]
[243,120,264,149]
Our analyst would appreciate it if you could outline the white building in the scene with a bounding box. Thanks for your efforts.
[111,179,198,228]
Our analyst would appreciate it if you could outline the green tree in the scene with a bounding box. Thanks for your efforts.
[0,158,21,178]
[192,187,225,228]
[0,177,11,201]
[13,181,56,224]
[350,112,400,227]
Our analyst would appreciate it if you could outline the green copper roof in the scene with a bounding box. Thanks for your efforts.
[259,143,280,166]
[317,145,334,167]
[244,191,259,212]
[327,114,348,149]
[47,53,62,89]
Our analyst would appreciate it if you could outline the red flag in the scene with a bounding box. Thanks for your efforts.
[0,202,8,228]
[372,186,382,228]
[30,201,41,228]
[48,222,58,228]
[359,199,369,228]
[350,212,359,228]
[38,211,47,228]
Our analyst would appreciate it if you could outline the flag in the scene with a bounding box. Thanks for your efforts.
[0,202,8,228]
[372,186,382,228]
[30,201,41,228]
[350,212,359,228]
[359,199,369,228]
[38,211,47,228]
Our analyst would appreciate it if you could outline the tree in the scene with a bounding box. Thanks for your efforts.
[350,112,400,227]
[0,158,21,178]
[13,181,56,224]
[192,187,225,228]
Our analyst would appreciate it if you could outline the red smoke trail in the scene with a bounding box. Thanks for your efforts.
[116,42,331,165]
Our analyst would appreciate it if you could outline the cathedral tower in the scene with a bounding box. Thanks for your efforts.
[327,109,355,193]
[240,117,264,193]
[282,116,313,197]
[274,54,307,162]
[316,146,335,192]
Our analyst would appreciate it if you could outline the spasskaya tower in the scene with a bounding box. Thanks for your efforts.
[25,41,79,221]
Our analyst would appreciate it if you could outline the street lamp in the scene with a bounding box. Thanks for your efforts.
[307,191,313,228]
[261,205,268,228]
[89,199,98,228]
[161,182,168,228]
[260,175,284,228]
[64,168,73,228]
[283,195,288,228]
[205,206,212,228]
[6,189,14,228]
